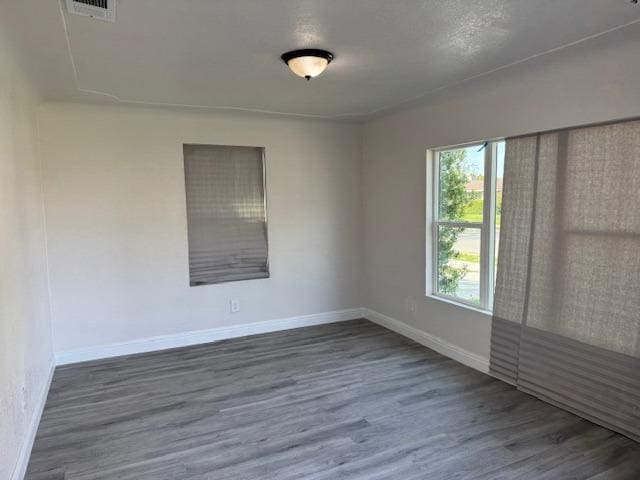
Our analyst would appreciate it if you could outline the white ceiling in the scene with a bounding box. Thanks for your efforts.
[2,0,640,119]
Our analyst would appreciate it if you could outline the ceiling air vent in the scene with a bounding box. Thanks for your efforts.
[65,0,115,22]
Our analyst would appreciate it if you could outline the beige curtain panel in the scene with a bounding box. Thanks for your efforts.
[183,144,269,286]
[490,120,640,442]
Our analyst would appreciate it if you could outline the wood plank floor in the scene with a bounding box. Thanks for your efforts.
[26,319,640,479]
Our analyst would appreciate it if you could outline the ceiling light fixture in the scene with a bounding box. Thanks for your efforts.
[281,49,334,80]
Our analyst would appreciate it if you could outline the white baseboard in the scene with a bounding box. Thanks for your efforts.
[363,308,489,373]
[55,308,365,366]
[55,307,489,373]
[11,359,55,480]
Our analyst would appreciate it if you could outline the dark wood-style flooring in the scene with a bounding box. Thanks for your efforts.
[26,319,640,479]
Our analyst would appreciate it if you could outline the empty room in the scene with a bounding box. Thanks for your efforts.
[2,1,640,479]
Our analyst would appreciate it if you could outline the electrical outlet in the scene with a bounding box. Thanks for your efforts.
[230,299,240,313]
[21,385,28,411]
[405,296,417,315]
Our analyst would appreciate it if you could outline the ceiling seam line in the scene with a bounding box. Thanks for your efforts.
[366,15,640,117]
[57,1,640,120]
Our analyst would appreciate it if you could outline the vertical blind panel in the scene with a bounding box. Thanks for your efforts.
[184,144,268,285]
[490,136,538,383]
[525,133,564,328]
[490,119,640,442]
[492,136,538,324]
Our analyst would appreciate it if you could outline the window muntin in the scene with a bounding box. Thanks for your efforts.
[431,140,504,310]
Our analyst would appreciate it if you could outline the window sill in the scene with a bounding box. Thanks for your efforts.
[426,294,492,317]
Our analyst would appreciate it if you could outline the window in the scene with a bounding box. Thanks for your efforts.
[429,140,504,310]
[183,144,269,286]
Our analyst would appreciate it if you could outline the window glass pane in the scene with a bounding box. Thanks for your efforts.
[437,226,481,304]
[438,146,485,222]
[494,140,505,286]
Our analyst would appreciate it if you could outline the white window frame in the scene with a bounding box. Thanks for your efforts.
[427,140,501,312]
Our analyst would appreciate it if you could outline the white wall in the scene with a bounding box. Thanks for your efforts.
[362,24,640,361]
[0,35,54,480]
[23,15,640,392]
[39,103,363,354]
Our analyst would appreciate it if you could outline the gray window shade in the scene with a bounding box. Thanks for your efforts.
[490,120,640,442]
[183,144,269,286]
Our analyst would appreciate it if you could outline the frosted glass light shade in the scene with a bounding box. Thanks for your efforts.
[281,49,334,80]
[287,56,329,79]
